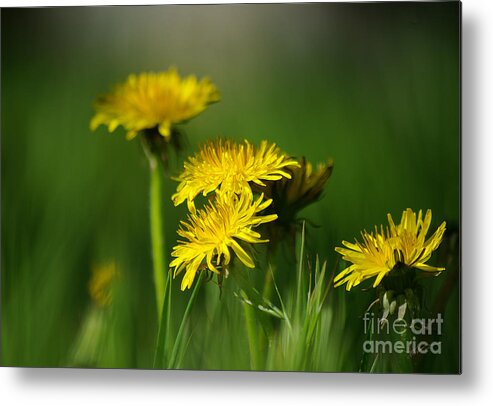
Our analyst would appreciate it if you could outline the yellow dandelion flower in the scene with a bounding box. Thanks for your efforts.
[90,68,220,140]
[88,261,119,307]
[170,192,278,290]
[172,139,300,207]
[334,209,446,291]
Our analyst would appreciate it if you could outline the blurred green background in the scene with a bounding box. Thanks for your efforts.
[1,2,460,372]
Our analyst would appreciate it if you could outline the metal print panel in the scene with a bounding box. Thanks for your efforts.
[0,1,461,373]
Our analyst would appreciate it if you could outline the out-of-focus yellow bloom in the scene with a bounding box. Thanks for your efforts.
[334,209,446,291]
[170,192,278,290]
[172,139,299,208]
[90,68,220,140]
[88,261,118,307]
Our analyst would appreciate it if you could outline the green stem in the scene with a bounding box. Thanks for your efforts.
[149,156,166,319]
[152,275,171,369]
[168,272,204,369]
[243,298,262,370]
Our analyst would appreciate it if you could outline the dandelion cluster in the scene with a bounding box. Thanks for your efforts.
[85,62,455,373]
[89,67,448,302]
[170,138,300,289]
[334,208,446,291]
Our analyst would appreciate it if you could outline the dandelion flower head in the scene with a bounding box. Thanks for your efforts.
[334,209,446,291]
[90,68,220,141]
[172,139,299,207]
[170,192,278,290]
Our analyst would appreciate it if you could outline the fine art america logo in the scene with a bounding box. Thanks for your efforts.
[363,312,443,355]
